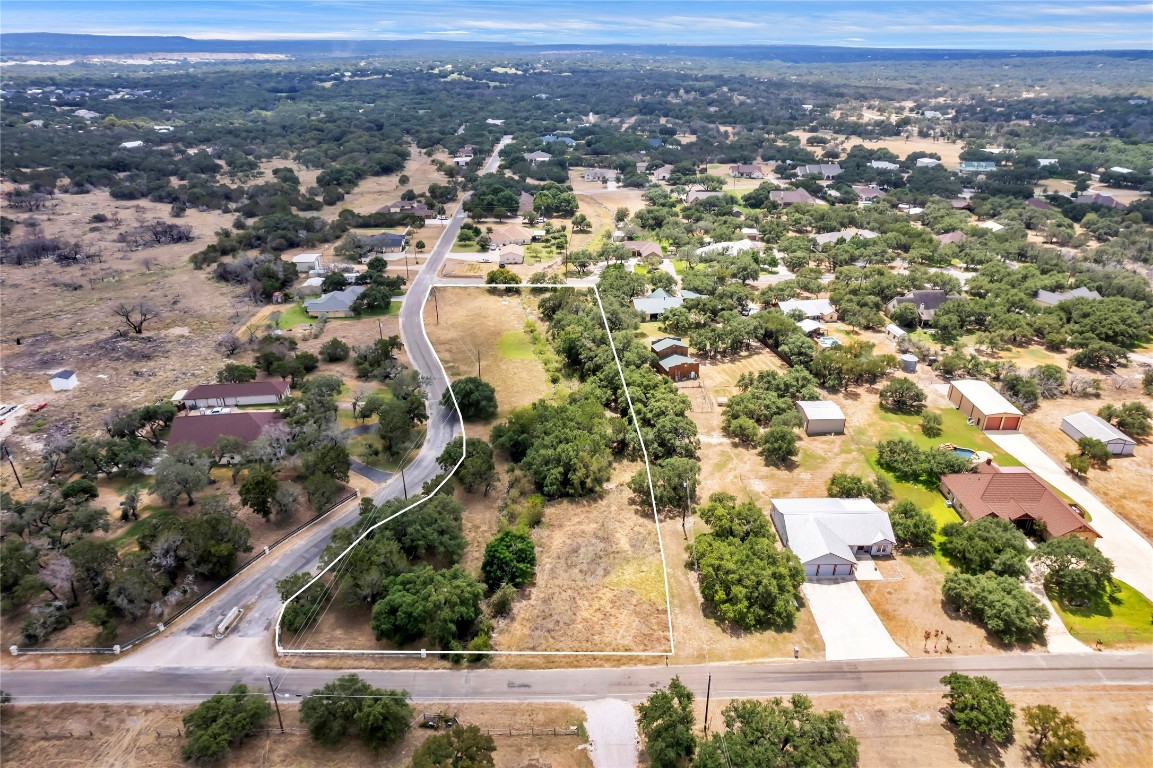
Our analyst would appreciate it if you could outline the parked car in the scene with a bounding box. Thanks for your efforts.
[30,402,48,412]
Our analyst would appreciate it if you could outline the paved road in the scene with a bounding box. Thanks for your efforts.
[4,653,1150,704]
[988,432,1153,602]
[110,138,513,666]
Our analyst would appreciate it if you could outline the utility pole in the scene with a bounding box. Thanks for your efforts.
[400,468,408,499]
[476,350,481,379]
[682,480,690,540]
[378,319,383,341]
[267,676,284,733]
[703,673,712,736]
[1,442,21,489]
[432,288,440,325]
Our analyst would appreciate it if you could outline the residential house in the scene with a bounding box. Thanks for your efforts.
[541,134,575,146]
[779,298,837,321]
[795,163,842,179]
[685,189,721,203]
[291,253,322,274]
[946,379,1023,431]
[770,498,896,578]
[934,231,967,245]
[583,168,616,182]
[181,380,291,409]
[796,319,827,337]
[978,221,1005,232]
[1035,287,1102,307]
[813,228,879,249]
[518,191,536,216]
[297,276,325,296]
[378,200,436,218]
[167,411,283,452]
[1038,158,1059,167]
[1026,197,1054,211]
[950,198,971,210]
[632,289,685,320]
[361,233,405,253]
[303,286,366,318]
[119,140,145,149]
[49,370,79,391]
[489,224,534,247]
[652,164,675,181]
[852,185,887,202]
[959,161,998,174]
[915,157,941,168]
[741,227,760,241]
[769,189,820,206]
[1060,412,1136,456]
[1072,192,1127,210]
[940,465,1099,541]
[695,239,763,257]
[623,240,663,259]
[497,245,525,266]
[524,151,552,166]
[886,289,959,323]
[869,160,900,171]
[796,400,845,436]
[728,163,764,179]
[1108,166,1135,174]
[923,110,943,119]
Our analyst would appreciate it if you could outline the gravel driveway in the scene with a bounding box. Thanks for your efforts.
[582,699,638,768]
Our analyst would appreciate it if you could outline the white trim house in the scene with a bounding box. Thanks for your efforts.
[770,498,895,579]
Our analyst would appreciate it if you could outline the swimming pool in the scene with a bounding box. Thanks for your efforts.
[952,447,976,459]
[817,336,841,348]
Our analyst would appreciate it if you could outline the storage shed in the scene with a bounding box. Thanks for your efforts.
[946,380,1022,431]
[655,354,699,382]
[899,354,917,373]
[49,370,78,391]
[796,400,845,436]
[1060,412,1136,456]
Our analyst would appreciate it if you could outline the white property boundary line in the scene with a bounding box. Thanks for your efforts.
[276,283,676,658]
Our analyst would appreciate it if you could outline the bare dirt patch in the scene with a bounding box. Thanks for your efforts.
[0,701,591,768]
[789,131,965,168]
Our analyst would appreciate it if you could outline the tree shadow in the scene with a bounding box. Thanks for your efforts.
[942,717,1012,768]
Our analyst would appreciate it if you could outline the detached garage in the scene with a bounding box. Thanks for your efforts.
[946,379,1023,431]
[796,400,845,436]
[1061,411,1136,456]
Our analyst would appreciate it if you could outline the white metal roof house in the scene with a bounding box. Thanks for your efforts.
[770,498,895,579]
[778,298,837,321]
[1061,412,1136,456]
[291,253,322,273]
[49,369,78,391]
[796,400,845,436]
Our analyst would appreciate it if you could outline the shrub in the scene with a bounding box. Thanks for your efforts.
[879,378,926,413]
[939,517,1029,577]
[920,411,943,437]
[181,684,272,764]
[942,572,1047,644]
[480,530,536,590]
[889,499,936,547]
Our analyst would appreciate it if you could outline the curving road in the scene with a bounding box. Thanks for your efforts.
[109,138,512,666]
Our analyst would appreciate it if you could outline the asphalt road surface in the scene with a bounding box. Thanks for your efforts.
[114,137,513,659]
[4,652,1149,704]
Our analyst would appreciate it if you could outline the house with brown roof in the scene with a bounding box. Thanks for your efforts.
[769,189,820,206]
[935,231,967,245]
[685,189,721,203]
[489,224,534,247]
[940,465,1099,541]
[378,200,436,218]
[623,240,663,259]
[181,380,291,408]
[167,411,282,451]
[728,163,764,179]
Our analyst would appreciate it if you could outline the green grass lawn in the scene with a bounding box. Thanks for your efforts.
[276,304,312,330]
[330,303,401,320]
[873,407,1022,467]
[498,331,534,360]
[452,242,482,253]
[672,260,689,274]
[1052,580,1153,647]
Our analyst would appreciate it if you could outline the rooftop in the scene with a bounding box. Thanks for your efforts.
[941,471,1098,539]
[771,498,895,564]
[1062,412,1136,445]
[167,411,282,449]
[950,379,1022,417]
[796,400,845,421]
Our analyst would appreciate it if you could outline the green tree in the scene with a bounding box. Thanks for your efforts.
[239,468,279,519]
[480,530,536,590]
[216,362,258,383]
[181,683,272,764]
[879,378,926,413]
[637,676,696,768]
[1098,402,1152,436]
[1066,452,1091,477]
[485,268,521,286]
[277,572,330,634]
[939,517,1029,577]
[692,695,858,768]
[436,437,497,494]
[384,493,466,563]
[1022,704,1096,767]
[371,566,483,647]
[1075,437,1111,468]
[442,377,498,420]
[889,302,921,328]
[889,499,936,547]
[318,337,350,362]
[759,426,798,465]
[920,411,943,438]
[411,724,497,768]
[1031,536,1115,605]
[627,457,700,512]
[154,443,213,506]
[939,673,1015,743]
[300,674,412,751]
[942,572,1048,644]
[693,534,805,631]
[375,399,416,456]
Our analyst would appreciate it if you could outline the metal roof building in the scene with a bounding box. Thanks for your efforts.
[1060,412,1136,456]
[770,498,895,578]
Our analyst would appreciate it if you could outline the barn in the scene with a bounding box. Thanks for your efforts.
[946,380,1022,431]
[1060,412,1136,456]
[656,354,699,382]
[796,400,845,436]
[770,498,895,579]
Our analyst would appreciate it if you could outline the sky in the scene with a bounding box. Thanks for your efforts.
[2,0,1151,50]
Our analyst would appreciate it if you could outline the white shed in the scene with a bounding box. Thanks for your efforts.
[291,253,322,273]
[885,323,907,342]
[49,370,78,391]
[796,400,845,436]
[1061,412,1136,456]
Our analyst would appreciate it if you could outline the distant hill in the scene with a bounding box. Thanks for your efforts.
[2,33,1150,63]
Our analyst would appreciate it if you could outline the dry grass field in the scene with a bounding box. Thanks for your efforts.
[789,130,965,168]
[0,702,591,768]
[687,687,1153,768]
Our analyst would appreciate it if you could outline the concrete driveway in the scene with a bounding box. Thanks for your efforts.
[802,581,907,661]
[988,433,1153,602]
